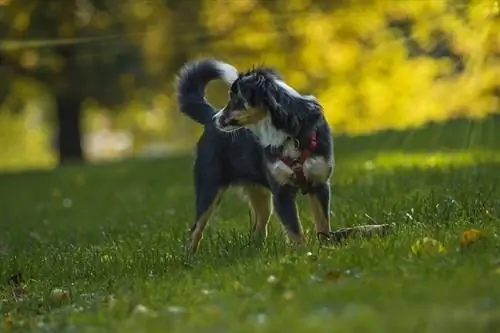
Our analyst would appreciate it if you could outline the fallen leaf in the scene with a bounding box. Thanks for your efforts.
[306,252,318,261]
[51,288,69,301]
[132,304,157,316]
[100,254,112,263]
[282,290,295,300]
[166,306,185,314]
[324,270,343,282]
[310,275,322,282]
[460,229,485,248]
[62,198,73,208]
[3,313,13,330]
[267,275,278,284]
[201,289,214,295]
[411,237,446,255]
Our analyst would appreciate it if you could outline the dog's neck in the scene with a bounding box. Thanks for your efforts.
[247,116,289,148]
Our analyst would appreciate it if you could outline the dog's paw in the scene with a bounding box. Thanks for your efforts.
[268,160,295,185]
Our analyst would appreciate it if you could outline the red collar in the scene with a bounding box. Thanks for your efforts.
[280,129,318,192]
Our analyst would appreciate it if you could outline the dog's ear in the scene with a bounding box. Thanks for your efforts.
[266,89,288,122]
[266,89,303,135]
[266,90,280,111]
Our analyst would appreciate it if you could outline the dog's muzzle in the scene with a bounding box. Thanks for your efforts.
[213,109,238,129]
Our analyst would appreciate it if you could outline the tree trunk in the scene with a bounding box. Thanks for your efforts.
[55,95,84,165]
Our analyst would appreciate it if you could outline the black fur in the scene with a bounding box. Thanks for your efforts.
[176,58,335,253]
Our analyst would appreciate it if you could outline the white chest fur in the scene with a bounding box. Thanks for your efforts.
[248,116,289,148]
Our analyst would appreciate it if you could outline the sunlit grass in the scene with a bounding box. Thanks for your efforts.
[0,117,499,332]
[355,149,500,171]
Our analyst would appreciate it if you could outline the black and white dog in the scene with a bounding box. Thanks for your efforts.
[176,58,336,255]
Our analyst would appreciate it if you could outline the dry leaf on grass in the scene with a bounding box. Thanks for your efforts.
[411,237,446,255]
[131,304,158,317]
[325,270,344,281]
[282,290,295,300]
[51,288,69,301]
[3,312,13,330]
[266,275,279,285]
[166,306,186,315]
[460,229,485,249]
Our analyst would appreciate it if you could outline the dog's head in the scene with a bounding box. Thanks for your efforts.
[213,67,282,132]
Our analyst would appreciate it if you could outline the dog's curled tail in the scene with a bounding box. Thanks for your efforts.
[176,58,239,125]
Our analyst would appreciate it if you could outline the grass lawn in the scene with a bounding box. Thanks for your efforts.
[1,116,500,332]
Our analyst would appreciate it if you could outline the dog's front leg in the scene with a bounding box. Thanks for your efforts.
[308,182,332,243]
[267,160,295,186]
[303,157,335,245]
[272,189,305,245]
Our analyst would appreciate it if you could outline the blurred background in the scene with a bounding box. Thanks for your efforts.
[0,0,499,172]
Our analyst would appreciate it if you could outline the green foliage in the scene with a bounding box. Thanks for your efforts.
[0,117,500,332]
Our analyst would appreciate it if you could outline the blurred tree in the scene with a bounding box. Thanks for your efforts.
[0,1,149,165]
[0,0,499,171]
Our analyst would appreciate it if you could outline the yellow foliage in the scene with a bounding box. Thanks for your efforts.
[1,0,500,170]
[195,0,499,134]
[0,112,56,171]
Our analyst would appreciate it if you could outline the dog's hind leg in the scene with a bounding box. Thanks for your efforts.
[186,184,225,256]
[273,190,305,244]
[308,183,332,239]
[242,185,273,244]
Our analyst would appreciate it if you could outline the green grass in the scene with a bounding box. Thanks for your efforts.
[1,116,500,333]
